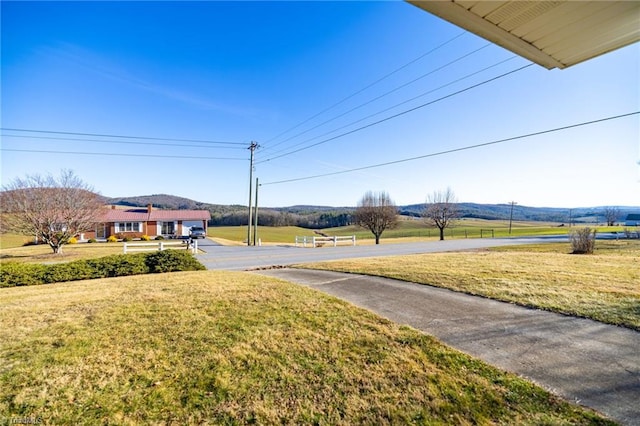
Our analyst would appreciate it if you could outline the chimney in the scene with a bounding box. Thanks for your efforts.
[147,204,153,213]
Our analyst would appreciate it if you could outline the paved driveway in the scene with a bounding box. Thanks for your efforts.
[255,269,640,426]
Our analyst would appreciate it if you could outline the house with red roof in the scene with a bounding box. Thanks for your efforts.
[85,204,211,240]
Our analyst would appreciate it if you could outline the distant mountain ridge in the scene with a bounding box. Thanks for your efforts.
[106,194,639,225]
[106,194,244,214]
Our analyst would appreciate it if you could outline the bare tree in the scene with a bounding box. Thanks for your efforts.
[354,191,398,244]
[569,227,596,254]
[423,188,459,241]
[602,206,620,226]
[1,170,104,254]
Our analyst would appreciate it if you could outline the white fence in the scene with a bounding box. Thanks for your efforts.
[295,235,356,247]
[123,240,198,254]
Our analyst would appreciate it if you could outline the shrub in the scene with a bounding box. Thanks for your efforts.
[155,235,165,240]
[107,235,118,243]
[141,234,151,241]
[87,238,97,243]
[0,263,47,287]
[68,237,78,244]
[90,254,149,277]
[42,261,98,283]
[122,236,132,242]
[569,227,596,254]
[0,252,205,287]
[145,250,206,273]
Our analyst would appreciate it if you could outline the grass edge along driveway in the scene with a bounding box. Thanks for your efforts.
[296,242,640,331]
[0,271,614,425]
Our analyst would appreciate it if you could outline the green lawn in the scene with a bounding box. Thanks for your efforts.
[0,271,614,424]
[211,226,322,244]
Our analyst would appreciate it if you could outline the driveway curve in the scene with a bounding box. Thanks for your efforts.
[255,268,640,426]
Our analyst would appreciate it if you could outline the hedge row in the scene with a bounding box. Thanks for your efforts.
[0,250,206,288]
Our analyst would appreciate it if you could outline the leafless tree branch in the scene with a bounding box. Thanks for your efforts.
[1,169,104,254]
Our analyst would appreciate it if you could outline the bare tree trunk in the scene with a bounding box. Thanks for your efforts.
[439,227,444,241]
[375,234,380,244]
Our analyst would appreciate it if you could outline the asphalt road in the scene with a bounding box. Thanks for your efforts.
[195,236,566,270]
[255,268,640,426]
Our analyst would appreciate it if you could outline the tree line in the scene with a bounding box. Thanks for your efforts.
[210,210,353,229]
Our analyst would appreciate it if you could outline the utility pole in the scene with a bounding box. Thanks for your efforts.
[253,177,259,246]
[247,141,258,246]
[508,201,517,235]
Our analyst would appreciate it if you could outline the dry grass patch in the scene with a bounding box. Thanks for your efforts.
[0,271,612,424]
[299,241,640,330]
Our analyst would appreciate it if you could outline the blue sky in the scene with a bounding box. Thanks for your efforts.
[2,1,639,208]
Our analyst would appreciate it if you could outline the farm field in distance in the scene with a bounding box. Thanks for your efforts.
[209,218,629,244]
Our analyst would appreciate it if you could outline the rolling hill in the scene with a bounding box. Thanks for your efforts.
[106,194,638,227]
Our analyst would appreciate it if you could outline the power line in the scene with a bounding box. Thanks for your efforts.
[263,31,467,147]
[0,127,245,146]
[261,111,639,186]
[262,43,492,153]
[1,134,247,150]
[1,148,247,161]
[262,56,518,160]
[258,63,534,164]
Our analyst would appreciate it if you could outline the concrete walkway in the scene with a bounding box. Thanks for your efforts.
[255,268,640,426]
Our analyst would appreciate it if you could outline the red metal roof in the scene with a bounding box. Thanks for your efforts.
[101,208,210,222]
[102,210,149,222]
[149,210,211,221]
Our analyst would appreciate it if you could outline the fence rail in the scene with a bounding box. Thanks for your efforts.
[295,235,356,247]
[123,240,198,254]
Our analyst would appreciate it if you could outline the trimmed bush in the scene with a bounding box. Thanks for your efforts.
[0,251,205,287]
[141,235,151,241]
[87,238,97,243]
[0,263,47,287]
[145,250,206,273]
[90,254,149,277]
[68,237,78,244]
[122,236,132,242]
[42,261,98,283]
[155,235,165,240]
[107,235,118,243]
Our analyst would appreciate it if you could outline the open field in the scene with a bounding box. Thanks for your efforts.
[210,220,629,244]
[298,240,640,330]
[210,225,319,244]
[0,271,613,424]
[0,234,34,250]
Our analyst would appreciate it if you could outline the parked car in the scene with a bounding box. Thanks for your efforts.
[189,226,206,239]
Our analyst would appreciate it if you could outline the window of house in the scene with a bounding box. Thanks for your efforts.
[161,221,175,235]
[115,222,142,233]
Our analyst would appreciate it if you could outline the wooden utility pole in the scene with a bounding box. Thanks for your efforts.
[253,177,259,246]
[247,141,258,246]
[508,201,517,235]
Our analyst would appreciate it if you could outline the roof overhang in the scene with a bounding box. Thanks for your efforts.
[407,1,640,69]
